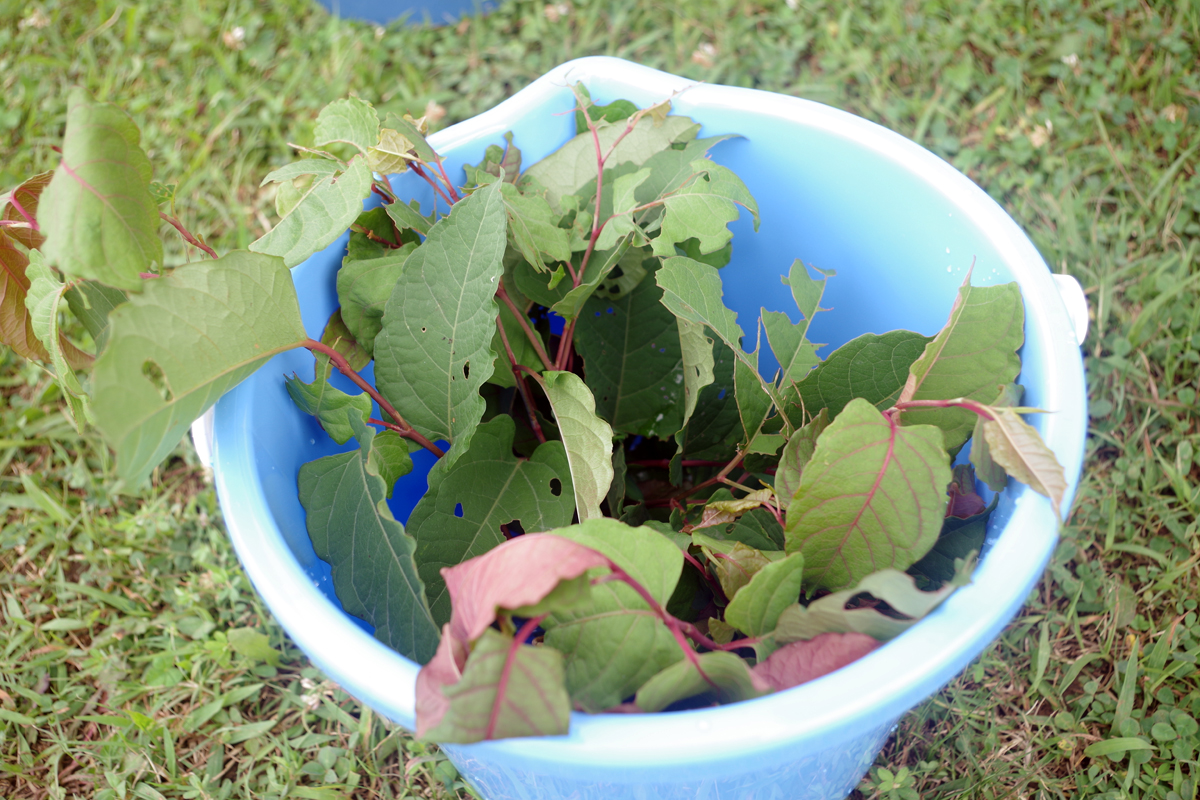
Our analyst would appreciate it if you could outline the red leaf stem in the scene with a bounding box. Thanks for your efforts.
[495,313,547,444]
[484,613,548,741]
[159,212,217,259]
[627,459,730,469]
[301,337,444,457]
[410,162,454,208]
[554,317,577,370]
[892,397,998,420]
[6,196,37,230]
[495,281,554,371]
[434,160,461,203]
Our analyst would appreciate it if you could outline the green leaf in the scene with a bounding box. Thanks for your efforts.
[298,418,436,663]
[92,251,308,486]
[499,183,571,272]
[774,566,969,643]
[673,338,740,464]
[550,236,635,321]
[594,167,651,252]
[630,136,737,210]
[575,85,639,130]
[656,256,778,411]
[368,430,414,498]
[908,496,994,586]
[63,279,128,354]
[574,273,686,438]
[693,534,777,600]
[24,251,92,430]
[735,346,773,445]
[320,307,370,372]
[286,355,372,446]
[783,258,825,323]
[39,88,162,291]
[250,157,373,268]
[650,179,740,258]
[374,181,507,463]
[543,519,689,711]
[523,114,700,214]
[785,330,931,425]
[336,242,417,358]
[724,551,805,637]
[406,416,575,625]
[464,132,522,186]
[607,445,626,513]
[369,128,420,174]
[784,398,952,591]
[676,317,715,432]
[314,97,379,155]
[776,409,830,507]
[424,628,570,743]
[898,281,1024,449]
[762,310,819,388]
[979,407,1068,516]
[724,507,786,550]
[541,370,614,522]
[226,628,282,666]
[635,651,769,712]
[385,199,434,237]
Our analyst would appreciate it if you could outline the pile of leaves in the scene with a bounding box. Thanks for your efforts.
[0,86,1067,745]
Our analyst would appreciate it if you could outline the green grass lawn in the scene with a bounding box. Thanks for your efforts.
[2,0,1198,797]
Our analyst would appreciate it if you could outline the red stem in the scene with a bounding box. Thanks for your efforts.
[485,614,547,740]
[554,318,577,371]
[495,314,547,444]
[411,162,453,208]
[496,282,554,371]
[160,212,218,259]
[302,338,444,457]
[435,160,461,203]
[892,398,999,420]
[627,459,730,469]
[676,451,747,500]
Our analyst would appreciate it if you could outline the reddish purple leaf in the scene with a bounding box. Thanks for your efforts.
[415,624,468,738]
[443,533,611,645]
[2,171,52,250]
[752,632,880,691]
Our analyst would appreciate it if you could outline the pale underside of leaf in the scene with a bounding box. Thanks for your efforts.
[39,88,162,290]
[91,251,308,486]
[981,407,1068,516]
[635,651,769,712]
[784,398,952,591]
[541,370,615,522]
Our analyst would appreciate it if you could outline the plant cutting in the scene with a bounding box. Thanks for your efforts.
[3,76,1070,752]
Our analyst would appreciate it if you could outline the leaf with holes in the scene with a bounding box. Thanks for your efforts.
[374,181,507,464]
[406,416,575,625]
[575,272,686,438]
[299,417,436,663]
[540,370,614,522]
[92,251,308,486]
[784,398,951,591]
[421,628,570,743]
[898,280,1023,449]
[39,89,162,290]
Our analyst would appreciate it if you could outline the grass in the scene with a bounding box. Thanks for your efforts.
[1,0,1198,797]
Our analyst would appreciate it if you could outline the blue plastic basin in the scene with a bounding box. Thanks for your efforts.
[314,0,497,25]
[211,57,1088,800]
